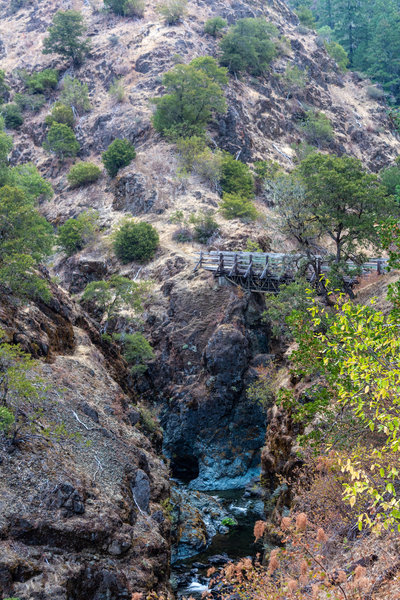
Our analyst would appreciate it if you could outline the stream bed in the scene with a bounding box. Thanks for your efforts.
[172,488,266,599]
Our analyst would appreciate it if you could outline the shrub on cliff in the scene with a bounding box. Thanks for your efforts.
[1,103,23,129]
[44,122,80,159]
[0,69,9,104]
[58,211,98,255]
[152,56,227,138]
[219,18,278,75]
[220,152,254,198]
[114,332,154,374]
[204,17,227,37]
[43,10,90,65]
[45,102,75,128]
[105,0,145,16]
[301,110,333,146]
[67,162,101,188]
[156,0,187,24]
[26,69,58,94]
[60,76,91,115]
[102,139,136,177]
[220,192,258,221]
[114,220,159,263]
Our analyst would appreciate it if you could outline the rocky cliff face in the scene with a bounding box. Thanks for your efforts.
[0,281,171,599]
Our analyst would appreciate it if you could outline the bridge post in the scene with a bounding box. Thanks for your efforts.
[377,259,383,275]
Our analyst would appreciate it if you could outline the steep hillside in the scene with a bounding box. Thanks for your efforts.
[1,0,399,491]
[0,280,171,599]
[1,1,400,596]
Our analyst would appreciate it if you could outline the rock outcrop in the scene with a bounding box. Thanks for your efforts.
[0,281,171,600]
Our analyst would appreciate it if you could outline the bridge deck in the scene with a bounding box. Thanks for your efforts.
[193,251,388,293]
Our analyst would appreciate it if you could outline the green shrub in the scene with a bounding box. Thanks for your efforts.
[26,69,58,94]
[156,0,187,24]
[8,163,53,202]
[254,160,281,182]
[325,40,348,71]
[14,92,45,113]
[189,211,219,243]
[282,64,308,92]
[291,140,316,163]
[220,192,258,221]
[1,103,23,129]
[0,406,15,432]
[67,162,101,188]
[176,135,206,170]
[301,110,333,146]
[114,221,159,263]
[204,16,227,37]
[220,152,254,198]
[124,0,145,17]
[152,57,227,138]
[104,0,126,14]
[115,332,154,374]
[45,102,75,128]
[0,69,9,103]
[296,5,315,28]
[102,138,136,177]
[381,165,400,195]
[219,18,278,75]
[60,75,91,114]
[193,148,223,189]
[44,122,80,158]
[58,211,98,255]
[42,10,90,66]
[108,79,125,103]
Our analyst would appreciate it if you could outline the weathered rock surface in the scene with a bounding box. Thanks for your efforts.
[0,282,171,599]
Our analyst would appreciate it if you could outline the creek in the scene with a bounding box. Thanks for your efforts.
[172,487,266,599]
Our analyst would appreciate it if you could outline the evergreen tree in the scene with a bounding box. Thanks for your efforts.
[152,57,227,138]
[43,10,90,65]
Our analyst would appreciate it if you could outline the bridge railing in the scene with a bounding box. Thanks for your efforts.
[194,251,388,278]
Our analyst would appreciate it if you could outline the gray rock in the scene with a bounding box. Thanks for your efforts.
[131,469,151,513]
[113,173,157,215]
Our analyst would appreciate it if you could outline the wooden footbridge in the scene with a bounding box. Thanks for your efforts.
[193,251,387,294]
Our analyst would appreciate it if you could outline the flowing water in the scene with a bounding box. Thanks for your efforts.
[173,488,266,599]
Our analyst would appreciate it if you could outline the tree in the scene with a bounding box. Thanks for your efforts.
[219,18,278,75]
[113,220,159,263]
[298,152,394,263]
[102,139,136,177]
[286,292,400,532]
[152,56,227,138]
[58,211,98,255]
[0,185,53,299]
[42,10,90,65]
[81,275,150,332]
[44,123,80,159]
[7,163,53,202]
